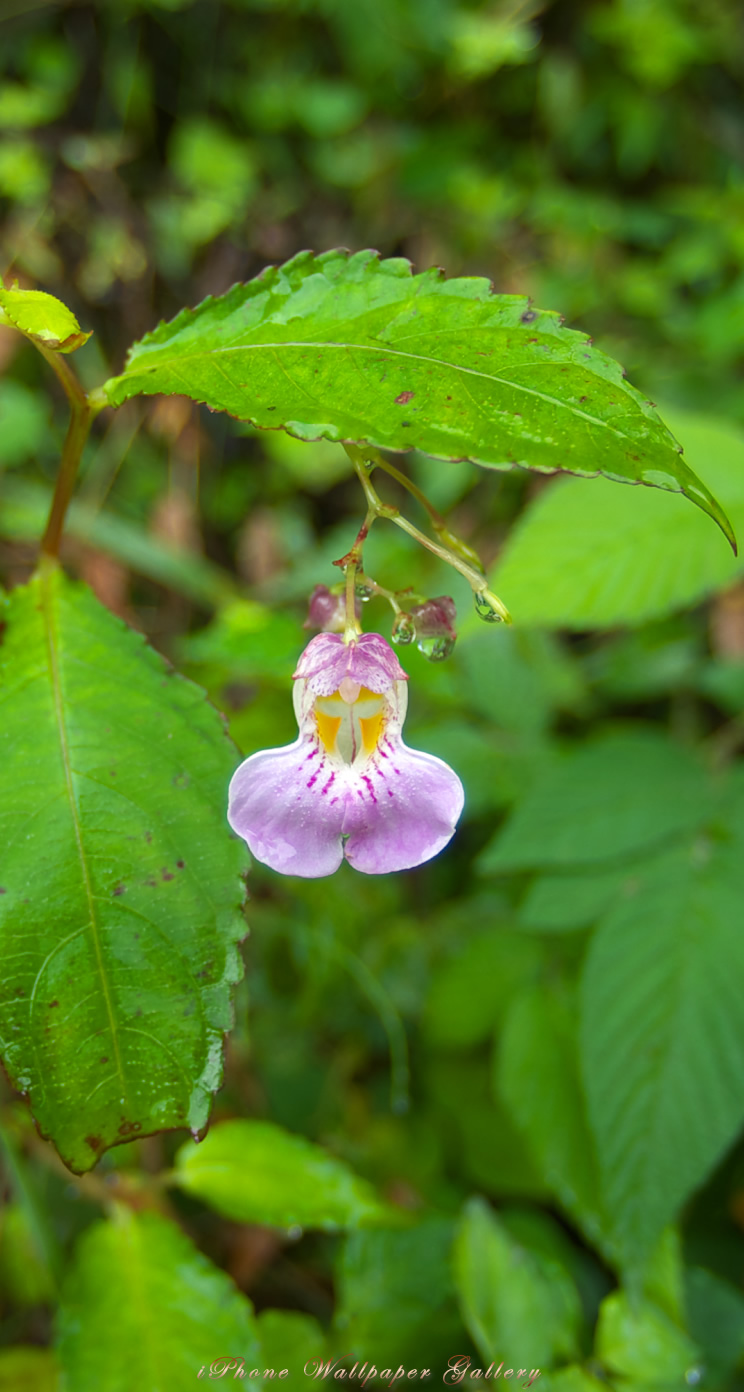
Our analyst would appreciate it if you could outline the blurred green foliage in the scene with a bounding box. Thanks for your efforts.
[3,0,744,1388]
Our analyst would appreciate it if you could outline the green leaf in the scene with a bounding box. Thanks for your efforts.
[0,1347,59,1392]
[177,600,301,682]
[56,1207,260,1391]
[642,1228,685,1326]
[173,1119,386,1230]
[0,284,90,352]
[0,566,246,1171]
[422,928,543,1049]
[102,250,734,547]
[453,1197,582,1369]
[518,865,634,933]
[491,407,744,628]
[686,1266,744,1378]
[497,985,608,1254]
[257,1309,325,1366]
[335,1219,463,1365]
[0,1202,57,1305]
[541,1368,609,1392]
[479,729,711,874]
[594,1291,700,1386]
[581,842,744,1271]
[425,1054,547,1198]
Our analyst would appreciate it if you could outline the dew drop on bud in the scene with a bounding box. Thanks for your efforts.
[391,612,416,645]
[474,591,505,623]
[417,634,456,661]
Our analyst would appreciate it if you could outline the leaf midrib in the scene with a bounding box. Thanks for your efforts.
[117,340,655,448]
[39,567,128,1104]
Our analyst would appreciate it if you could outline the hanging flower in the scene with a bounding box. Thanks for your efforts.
[227,632,464,877]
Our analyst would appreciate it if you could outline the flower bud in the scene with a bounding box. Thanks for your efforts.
[409,596,457,640]
[304,584,348,633]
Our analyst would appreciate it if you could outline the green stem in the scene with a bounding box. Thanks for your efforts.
[39,347,104,559]
[347,442,487,577]
[390,511,511,622]
[344,554,360,642]
[344,442,511,624]
[336,496,377,641]
[360,444,449,531]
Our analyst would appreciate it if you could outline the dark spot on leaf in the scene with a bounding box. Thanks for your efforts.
[144,831,152,844]
[48,1000,59,1009]
[395,390,415,404]
[579,396,588,403]
[161,868,174,882]
[267,406,276,411]
[401,421,412,427]
[176,860,185,869]
[85,1135,103,1151]
[0,887,6,894]
[521,309,538,324]
[118,1120,142,1136]
[113,884,125,896]
[100,1056,109,1065]
[145,877,157,887]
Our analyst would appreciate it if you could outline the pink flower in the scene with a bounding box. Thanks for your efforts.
[227,633,464,877]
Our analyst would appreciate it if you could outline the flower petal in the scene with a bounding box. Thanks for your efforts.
[228,738,346,878]
[342,739,464,875]
[294,632,407,696]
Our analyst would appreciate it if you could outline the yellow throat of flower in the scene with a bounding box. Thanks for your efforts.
[314,686,385,762]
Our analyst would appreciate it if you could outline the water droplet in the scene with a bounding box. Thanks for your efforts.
[286,1224,303,1241]
[391,612,416,645]
[474,591,507,623]
[354,580,374,602]
[417,634,456,662]
[685,1368,705,1387]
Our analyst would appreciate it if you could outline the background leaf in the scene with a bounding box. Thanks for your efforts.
[102,250,734,546]
[517,866,634,933]
[685,1266,744,1382]
[0,566,246,1171]
[173,1119,386,1230]
[453,1197,582,1369]
[581,842,744,1272]
[335,1219,463,1366]
[594,1291,700,1385]
[478,729,711,873]
[56,1206,260,1391]
[492,408,744,628]
[497,984,608,1254]
[257,1309,325,1366]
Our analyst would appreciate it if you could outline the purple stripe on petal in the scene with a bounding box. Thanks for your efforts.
[228,737,345,878]
[343,739,464,875]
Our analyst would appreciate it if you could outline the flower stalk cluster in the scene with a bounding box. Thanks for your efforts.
[340,442,511,646]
